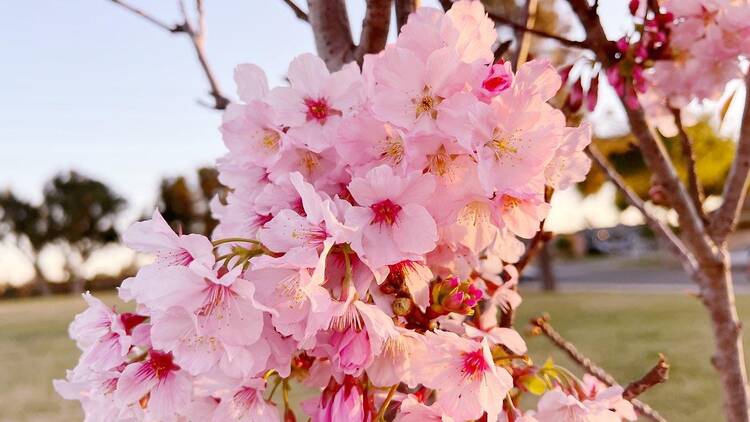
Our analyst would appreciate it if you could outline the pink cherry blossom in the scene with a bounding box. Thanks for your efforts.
[346,165,438,269]
[114,350,192,420]
[122,209,214,268]
[414,330,512,421]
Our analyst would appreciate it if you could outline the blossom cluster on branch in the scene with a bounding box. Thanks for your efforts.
[54,2,640,421]
[607,0,750,110]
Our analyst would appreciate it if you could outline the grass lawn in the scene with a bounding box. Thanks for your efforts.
[1,291,748,421]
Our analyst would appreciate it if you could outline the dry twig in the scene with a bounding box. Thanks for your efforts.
[109,0,229,110]
[530,315,667,422]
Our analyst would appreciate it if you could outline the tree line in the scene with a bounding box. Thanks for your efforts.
[0,168,224,297]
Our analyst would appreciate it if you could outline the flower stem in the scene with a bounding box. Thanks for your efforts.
[374,384,398,421]
[211,237,261,247]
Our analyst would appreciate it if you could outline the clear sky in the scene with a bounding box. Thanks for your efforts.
[0,0,643,283]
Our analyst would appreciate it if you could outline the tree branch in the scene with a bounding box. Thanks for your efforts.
[487,11,589,50]
[395,0,418,33]
[355,0,392,64]
[586,144,698,274]
[437,0,452,12]
[711,72,750,243]
[670,107,706,223]
[307,0,355,71]
[280,0,309,22]
[109,0,229,110]
[530,315,667,422]
[511,0,538,68]
[109,0,179,32]
[623,354,670,400]
[567,0,717,268]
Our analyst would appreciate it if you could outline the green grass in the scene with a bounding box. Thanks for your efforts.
[1,291,748,421]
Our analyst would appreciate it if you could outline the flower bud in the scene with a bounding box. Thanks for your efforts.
[392,297,413,316]
[430,277,483,316]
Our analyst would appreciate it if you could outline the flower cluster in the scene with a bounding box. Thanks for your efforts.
[647,0,750,106]
[54,2,619,421]
[616,0,750,108]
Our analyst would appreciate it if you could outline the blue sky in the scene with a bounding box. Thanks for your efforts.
[0,0,640,282]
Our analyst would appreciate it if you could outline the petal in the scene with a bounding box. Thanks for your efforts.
[393,204,438,254]
[234,63,269,102]
[287,53,329,96]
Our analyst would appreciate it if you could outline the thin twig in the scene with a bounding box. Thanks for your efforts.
[586,144,698,274]
[670,107,706,223]
[511,0,539,68]
[487,11,589,50]
[281,0,309,22]
[530,315,667,422]
[110,0,180,32]
[109,0,230,110]
[623,354,670,400]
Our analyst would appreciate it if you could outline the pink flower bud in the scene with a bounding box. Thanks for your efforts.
[481,62,514,96]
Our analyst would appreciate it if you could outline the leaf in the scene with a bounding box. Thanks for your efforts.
[521,374,549,395]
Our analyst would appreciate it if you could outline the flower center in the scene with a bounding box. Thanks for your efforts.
[196,281,233,318]
[461,349,490,379]
[148,350,180,379]
[304,97,340,124]
[300,150,321,176]
[502,195,520,210]
[371,199,402,226]
[292,224,329,246]
[261,129,281,151]
[414,86,440,119]
[380,133,405,165]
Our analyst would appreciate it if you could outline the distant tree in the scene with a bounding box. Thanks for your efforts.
[44,171,126,294]
[0,192,52,295]
[156,167,224,236]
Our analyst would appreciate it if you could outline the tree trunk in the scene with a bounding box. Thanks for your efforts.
[698,252,750,422]
[540,242,557,291]
[31,259,51,296]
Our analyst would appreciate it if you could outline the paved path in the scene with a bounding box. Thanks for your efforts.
[522,257,750,294]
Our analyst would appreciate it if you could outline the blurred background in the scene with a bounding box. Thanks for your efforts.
[1,1,748,421]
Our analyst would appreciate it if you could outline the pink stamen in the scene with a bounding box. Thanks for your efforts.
[461,349,490,379]
[371,199,402,226]
[304,97,341,124]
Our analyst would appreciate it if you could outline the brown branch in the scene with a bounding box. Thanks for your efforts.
[437,0,452,11]
[710,71,750,243]
[567,2,750,420]
[281,0,309,22]
[109,0,229,110]
[395,0,418,33]
[355,0,392,64]
[177,0,229,110]
[586,144,698,274]
[307,0,355,71]
[109,0,179,32]
[567,0,717,269]
[670,107,706,223]
[623,354,670,400]
[487,11,589,50]
[530,315,667,422]
[511,0,538,68]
